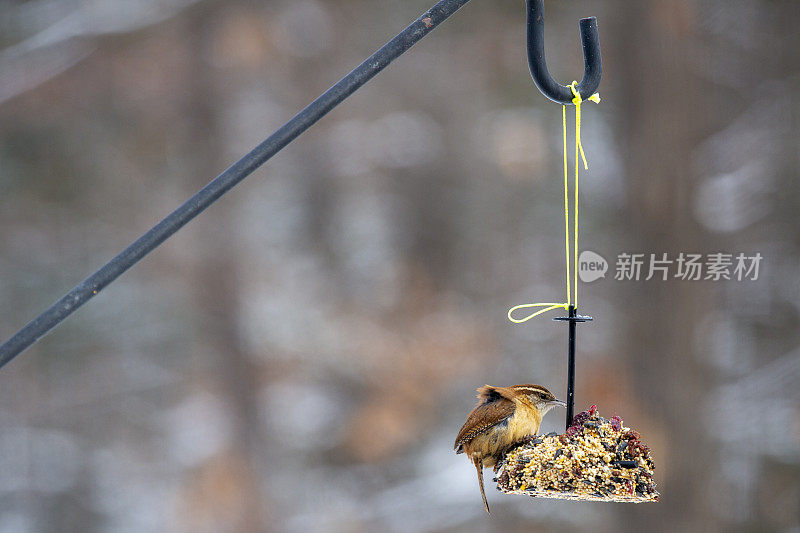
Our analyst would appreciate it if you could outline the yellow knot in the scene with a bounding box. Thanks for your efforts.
[569,81,601,106]
[568,81,600,171]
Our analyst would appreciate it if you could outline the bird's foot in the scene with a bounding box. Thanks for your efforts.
[517,435,543,447]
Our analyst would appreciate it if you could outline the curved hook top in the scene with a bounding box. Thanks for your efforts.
[527,0,602,105]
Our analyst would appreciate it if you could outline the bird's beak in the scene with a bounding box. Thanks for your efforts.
[550,399,567,408]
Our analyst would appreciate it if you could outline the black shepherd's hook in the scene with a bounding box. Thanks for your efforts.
[527,0,602,104]
[527,0,601,427]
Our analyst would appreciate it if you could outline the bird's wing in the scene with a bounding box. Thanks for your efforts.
[454,397,515,452]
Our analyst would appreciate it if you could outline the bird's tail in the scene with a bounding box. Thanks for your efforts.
[473,457,490,513]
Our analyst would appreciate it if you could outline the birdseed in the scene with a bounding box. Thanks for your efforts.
[495,406,659,503]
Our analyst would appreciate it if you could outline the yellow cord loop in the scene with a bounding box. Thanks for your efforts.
[508,303,568,324]
[507,82,599,324]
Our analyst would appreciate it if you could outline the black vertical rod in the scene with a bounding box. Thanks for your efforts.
[555,304,590,426]
[566,305,577,428]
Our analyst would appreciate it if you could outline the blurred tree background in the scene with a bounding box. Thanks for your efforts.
[0,0,798,531]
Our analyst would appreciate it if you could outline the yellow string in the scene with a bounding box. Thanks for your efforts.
[569,82,600,306]
[563,104,571,307]
[507,82,599,324]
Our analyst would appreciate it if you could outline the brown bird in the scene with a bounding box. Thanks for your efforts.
[454,384,566,513]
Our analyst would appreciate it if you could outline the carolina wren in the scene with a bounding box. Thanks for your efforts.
[454,384,565,513]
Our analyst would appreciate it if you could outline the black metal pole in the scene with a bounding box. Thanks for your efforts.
[0,0,474,371]
[566,305,577,426]
[554,306,591,429]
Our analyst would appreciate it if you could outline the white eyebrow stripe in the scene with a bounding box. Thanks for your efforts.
[513,386,550,394]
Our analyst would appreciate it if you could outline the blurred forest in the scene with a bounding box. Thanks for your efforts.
[1,0,799,531]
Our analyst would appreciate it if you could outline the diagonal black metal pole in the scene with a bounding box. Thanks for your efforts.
[0,0,474,371]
